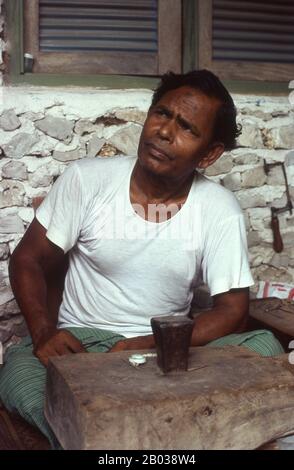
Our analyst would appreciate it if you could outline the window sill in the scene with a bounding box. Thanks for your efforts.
[5,74,290,96]
[223,80,290,96]
[5,73,160,89]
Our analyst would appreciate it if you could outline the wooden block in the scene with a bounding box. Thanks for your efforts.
[249,298,294,337]
[45,346,294,450]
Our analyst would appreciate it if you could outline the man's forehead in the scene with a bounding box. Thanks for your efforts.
[157,86,219,111]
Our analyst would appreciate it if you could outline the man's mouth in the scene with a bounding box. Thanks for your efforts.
[146,142,172,161]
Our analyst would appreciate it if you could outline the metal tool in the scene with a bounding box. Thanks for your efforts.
[263,159,293,253]
[151,315,194,373]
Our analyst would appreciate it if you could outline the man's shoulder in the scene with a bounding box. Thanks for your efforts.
[70,155,136,189]
[194,172,243,218]
[74,155,136,174]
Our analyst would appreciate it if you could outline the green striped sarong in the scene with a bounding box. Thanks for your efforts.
[0,327,125,449]
[0,327,284,449]
[207,329,285,356]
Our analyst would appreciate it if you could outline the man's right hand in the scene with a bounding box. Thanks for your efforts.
[9,219,87,368]
[33,329,86,367]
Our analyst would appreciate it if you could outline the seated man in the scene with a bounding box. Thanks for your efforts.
[0,70,283,448]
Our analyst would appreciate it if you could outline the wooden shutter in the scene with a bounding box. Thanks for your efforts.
[39,0,158,54]
[198,0,294,81]
[24,0,182,75]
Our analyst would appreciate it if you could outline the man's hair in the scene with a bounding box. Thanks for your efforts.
[151,69,241,151]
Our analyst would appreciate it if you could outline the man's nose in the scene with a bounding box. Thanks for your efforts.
[157,119,175,141]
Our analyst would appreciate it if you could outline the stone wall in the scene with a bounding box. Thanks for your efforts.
[0,0,4,86]
[0,86,293,349]
[205,95,294,288]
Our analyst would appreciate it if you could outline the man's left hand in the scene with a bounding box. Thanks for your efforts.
[108,335,155,352]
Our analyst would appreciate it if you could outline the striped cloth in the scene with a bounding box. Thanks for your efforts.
[207,329,285,356]
[0,327,284,449]
[0,327,124,449]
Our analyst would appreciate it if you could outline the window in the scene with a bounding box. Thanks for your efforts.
[198,0,294,82]
[23,0,181,75]
[4,0,294,89]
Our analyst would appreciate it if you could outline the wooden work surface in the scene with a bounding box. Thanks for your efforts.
[250,298,294,337]
[45,346,294,450]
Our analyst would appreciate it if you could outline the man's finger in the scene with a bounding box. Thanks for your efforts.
[35,352,47,367]
[108,340,126,352]
[53,338,86,355]
[55,343,75,356]
[36,350,57,368]
[65,336,87,353]
[56,330,87,353]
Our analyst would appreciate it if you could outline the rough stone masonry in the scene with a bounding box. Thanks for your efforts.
[0,3,293,350]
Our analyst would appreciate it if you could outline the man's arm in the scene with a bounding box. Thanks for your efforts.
[9,218,86,367]
[190,287,249,346]
[108,288,249,352]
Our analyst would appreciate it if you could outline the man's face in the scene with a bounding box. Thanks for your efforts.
[138,86,224,180]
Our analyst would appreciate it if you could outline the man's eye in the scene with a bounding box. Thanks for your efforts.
[155,109,168,117]
[181,122,192,132]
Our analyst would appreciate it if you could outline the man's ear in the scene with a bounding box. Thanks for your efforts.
[197,142,225,169]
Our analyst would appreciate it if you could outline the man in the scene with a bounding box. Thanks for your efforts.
[0,70,283,447]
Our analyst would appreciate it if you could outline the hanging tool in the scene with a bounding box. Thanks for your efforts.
[263,159,293,253]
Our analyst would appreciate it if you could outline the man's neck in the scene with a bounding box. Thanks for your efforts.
[131,160,195,204]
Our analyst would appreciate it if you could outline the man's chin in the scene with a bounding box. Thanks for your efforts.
[140,156,171,177]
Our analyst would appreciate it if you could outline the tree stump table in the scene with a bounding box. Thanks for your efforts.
[45,346,294,450]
